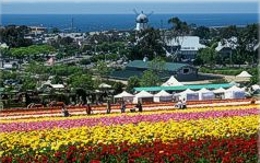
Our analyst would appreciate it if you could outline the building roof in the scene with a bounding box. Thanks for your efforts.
[109,69,144,80]
[50,84,65,89]
[161,75,183,86]
[215,37,237,51]
[165,36,206,51]
[134,83,234,92]
[127,60,190,72]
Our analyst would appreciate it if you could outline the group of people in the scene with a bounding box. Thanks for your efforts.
[61,100,144,117]
[122,100,143,113]
[175,98,187,109]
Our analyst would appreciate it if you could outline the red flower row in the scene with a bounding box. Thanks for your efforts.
[1,135,257,163]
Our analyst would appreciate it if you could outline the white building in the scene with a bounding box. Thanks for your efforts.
[165,36,206,61]
[215,36,237,57]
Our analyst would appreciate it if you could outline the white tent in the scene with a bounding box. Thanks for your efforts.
[235,71,252,82]
[236,71,252,78]
[99,83,112,88]
[133,90,154,103]
[153,90,172,102]
[161,76,183,87]
[114,91,134,102]
[224,85,245,99]
[213,87,226,99]
[197,88,215,100]
[178,88,199,101]
[213,87,226,94]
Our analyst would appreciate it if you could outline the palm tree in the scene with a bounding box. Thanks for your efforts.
[166,17,190,61]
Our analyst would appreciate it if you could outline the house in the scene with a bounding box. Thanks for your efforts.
[109,60,198,81]
[215,37,237,58]
[0,58,20,70]
[165,36,206,61]
[29,26,47,35]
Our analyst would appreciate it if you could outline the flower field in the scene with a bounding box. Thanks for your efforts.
[0,104,259,163]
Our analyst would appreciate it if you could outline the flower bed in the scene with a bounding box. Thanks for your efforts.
[0,104,258,162]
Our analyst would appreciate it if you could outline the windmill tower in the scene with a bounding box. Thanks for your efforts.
[133,10,153,31]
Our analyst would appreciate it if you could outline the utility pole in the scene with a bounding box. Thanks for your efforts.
[71,18,74,33]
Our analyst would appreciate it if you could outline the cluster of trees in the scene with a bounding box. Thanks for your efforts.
[0,25,33,48]
[9,45,56,60]
[195,24,258,67]
[129,28,165,60]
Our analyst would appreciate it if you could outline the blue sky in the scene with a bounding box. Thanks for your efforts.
[1,1,259,14]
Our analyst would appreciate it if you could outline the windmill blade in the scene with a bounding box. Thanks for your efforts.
[147,11,154,17]
[133,9,138,15]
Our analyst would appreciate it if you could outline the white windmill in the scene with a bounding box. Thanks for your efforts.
[133,9,153,31]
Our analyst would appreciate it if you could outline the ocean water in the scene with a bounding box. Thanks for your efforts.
[1,13,258,32]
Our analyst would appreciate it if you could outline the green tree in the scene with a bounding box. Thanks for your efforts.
[167,17,191,61]
[95,60,111,81]
[197,43,218,68]
[25,61,47,74]
[113,82,125,95]
[21,75,37,91]
[140,70,160,87]
[220,25,238,39]
[51,76,63,84]
[168,17,190,36]
[148,57,166,76]
[10,45,56,59]
[68,73,94,91]
[192,26,210,39]
[0,25,33,48]
[126,76,140,93]
[129,28,164,60]
[0,47,11,58]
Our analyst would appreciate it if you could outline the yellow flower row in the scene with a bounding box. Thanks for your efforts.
[1,115,258,155]
[1,104,256,123]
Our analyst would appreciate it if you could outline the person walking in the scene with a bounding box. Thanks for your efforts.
[120,101,126,113]
[137,100,143,112]
[86,104,92,115]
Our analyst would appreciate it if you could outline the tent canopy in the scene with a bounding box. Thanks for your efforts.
[154,90,172,102]
[114,91,134,98]
[226,85,244,92]
[179,88,196,94]
[213,87,226,94]
[197,88,215,100]
[161,75,183,87]
[135,90,154,98]
[178,88,199,101]
[224,85,245,99]
[196,88,212,93]
[154,90,172,97]
[236,71,252,78]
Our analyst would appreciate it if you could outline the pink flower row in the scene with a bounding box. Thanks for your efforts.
[0,108,258,133]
